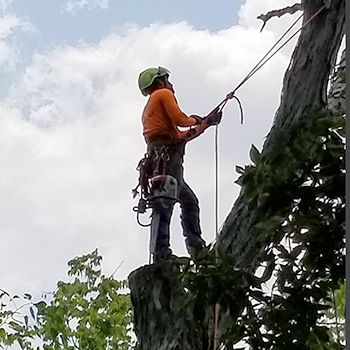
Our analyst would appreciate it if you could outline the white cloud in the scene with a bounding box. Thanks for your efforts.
[0,0,11,13]
[0,0,298,296]
[63,0,109,14]
[0,0,33,71]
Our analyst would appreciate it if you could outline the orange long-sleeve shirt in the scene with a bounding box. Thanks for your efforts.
[142,88,197,143]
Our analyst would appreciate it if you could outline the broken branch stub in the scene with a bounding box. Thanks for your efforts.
[257,3,303,31]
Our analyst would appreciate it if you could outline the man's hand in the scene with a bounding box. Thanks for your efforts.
[205,107,222,126]
[181,108,221,143]
[190,114,204,125]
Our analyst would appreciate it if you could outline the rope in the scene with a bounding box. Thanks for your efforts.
[233,95,244,125]
[214,125,219,250]
[234,12,303,92]
[211,5,325,118]
[213,123,220,350]
[210,6,326,349]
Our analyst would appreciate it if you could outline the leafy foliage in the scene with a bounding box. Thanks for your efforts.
[323,282,346,344]
[180,113,345,349]
[0,250,133,350]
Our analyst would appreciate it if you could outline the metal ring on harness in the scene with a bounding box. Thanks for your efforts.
[161,151,170,162]
[136,211,152,227]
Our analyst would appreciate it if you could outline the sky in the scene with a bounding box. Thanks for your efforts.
[1,0,306,297]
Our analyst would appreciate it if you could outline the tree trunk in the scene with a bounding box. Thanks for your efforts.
[219,0,345,266]
[128,0,345,348]
[129,262,210,350]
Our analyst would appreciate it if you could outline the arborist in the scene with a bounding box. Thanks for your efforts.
[136,66,222,262]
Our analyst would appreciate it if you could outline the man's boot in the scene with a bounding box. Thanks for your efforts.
[153,247,174,263]
[185,236,208,261]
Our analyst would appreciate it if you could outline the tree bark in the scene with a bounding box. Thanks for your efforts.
[328,49,346,115]
[129,262,210,350]
[263,0,345,151]
[128,0,345,348]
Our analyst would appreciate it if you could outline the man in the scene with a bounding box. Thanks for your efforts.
[138,66,222,261]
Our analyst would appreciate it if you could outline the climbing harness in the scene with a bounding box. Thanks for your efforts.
[211,6,326,349]
[132,154,153,226]
[132,146,170,210]
[132,146,179,263]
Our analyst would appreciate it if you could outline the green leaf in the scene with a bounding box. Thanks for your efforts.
[24,315,28,328]
[34,301,47,314]
[290,245,304,259]
[258,259,276,283]
[0,328,6,339]
[9,321,21,331]
[23,293,32,300]
[17,337,24,349]
[29,306,35,320]
[249,289,268,302]
[235,176,243,186]
[235,165,245,174]
[249,144,260,164]
[276,245,290,259]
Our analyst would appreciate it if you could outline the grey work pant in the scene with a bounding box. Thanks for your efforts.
[148,143,205,257]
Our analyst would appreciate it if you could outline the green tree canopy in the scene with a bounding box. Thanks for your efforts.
[0,250,133,350]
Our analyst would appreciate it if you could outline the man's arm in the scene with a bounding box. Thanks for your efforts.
[178,107,223,142]
[177,123,209,142]
[159,89,198,127]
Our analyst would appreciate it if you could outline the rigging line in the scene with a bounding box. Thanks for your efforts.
[211,4,326,116]
[245,7,325,83]
[233,95,244,125]
[213,123,220,350]
[211,13,303,112]
[215,124,219,248]
[232,5,325,94]
[234,12,304,92]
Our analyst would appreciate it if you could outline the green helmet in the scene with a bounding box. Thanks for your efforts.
[138,66,170,96]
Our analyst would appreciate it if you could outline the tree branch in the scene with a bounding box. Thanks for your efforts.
[257,3,303,31]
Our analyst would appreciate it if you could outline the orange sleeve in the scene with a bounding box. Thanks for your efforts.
[157,89,197,127]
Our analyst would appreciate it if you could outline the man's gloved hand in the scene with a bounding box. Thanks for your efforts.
[190,114,204,125]
[205,107,223,126]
